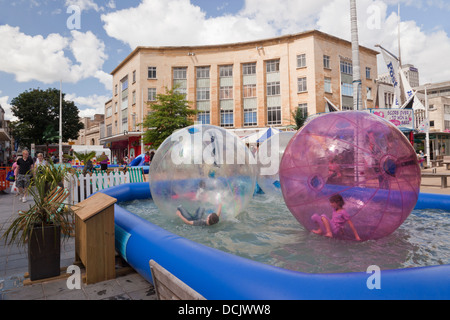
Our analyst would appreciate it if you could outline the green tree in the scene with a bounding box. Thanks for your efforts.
[143,86,197,149]
[10,88,84,147]
[291,107,308,130]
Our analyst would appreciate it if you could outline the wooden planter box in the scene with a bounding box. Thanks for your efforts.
[74,192,117,284]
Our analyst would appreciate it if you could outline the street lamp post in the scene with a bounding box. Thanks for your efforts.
[59,80,63,160]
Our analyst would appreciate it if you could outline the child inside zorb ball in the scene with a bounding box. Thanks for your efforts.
[149,125,257,222]
[279,111,421,241]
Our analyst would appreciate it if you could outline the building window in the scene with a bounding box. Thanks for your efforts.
[114,101,118,113]
[366,67,371,79]
[430,120,435,127]
[122,115,128,130]
[340,60,353,75]
[341,83,353,97]
[219,65,233,77]
[366,87,372,100]
[132,70,136,83]
[266,59,280,73]
[298,103,308,118]
[198,111,210,125]
[114,84,118,96]
[148,88,157,101]
[323,55,331,69]
[148,67,157,79]
[197,87,210,101]
[267,81,280,96]
[196,66,210,79]
[132,90,136,105]
[297,54,306,68]
[444,105,450,114]
[174,67,187,79]
[121,76,128,111]
[220,110,234,127]
[219,86,233,100]
[445,120,450,130]
[244,109,257,126]
[106,124,112,136]
[243,84,256,98]
[267,106,281,125]
[243,63,256,75]
[297,77,307,93]
[106,107,112,118]
[324,77,332,93]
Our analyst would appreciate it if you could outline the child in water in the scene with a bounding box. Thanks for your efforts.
[311,194,361,241]
[176,203,222,226]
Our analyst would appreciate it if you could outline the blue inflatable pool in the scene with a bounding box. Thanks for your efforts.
[99,183,450,300]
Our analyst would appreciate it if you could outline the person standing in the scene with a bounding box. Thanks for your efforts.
[34,152,47,173]
[16,149,34,203]
[99,152,109,171]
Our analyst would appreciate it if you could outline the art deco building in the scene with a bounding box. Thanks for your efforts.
[101,30,378,159]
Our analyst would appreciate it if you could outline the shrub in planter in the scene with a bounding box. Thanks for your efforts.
[2,167,74,281]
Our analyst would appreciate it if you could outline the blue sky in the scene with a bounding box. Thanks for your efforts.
[1,0,450,121]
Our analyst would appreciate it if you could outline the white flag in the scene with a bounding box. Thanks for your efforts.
[399,68,426,111]
[380,47,401,108]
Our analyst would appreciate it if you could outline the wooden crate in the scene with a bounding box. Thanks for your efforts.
[74,192,117,284]
[149,260,205,300]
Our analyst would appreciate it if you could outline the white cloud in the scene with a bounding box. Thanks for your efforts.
[70,30,112,89]
[0,25,111,90]
[0,95,17,121]
[101,0,450,84]
[65,0,101,12]
[65,93,110,118]
[316,0,450,83]
[101,0,278,48]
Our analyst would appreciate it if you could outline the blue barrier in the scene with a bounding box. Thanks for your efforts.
[100,183,450,300]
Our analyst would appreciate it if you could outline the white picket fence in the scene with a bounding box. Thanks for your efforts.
[64,167,146,204]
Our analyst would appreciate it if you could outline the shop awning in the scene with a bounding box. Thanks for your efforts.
[0,129,11,142]
[100,131,143,144]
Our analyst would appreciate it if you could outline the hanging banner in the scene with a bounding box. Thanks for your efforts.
[371,108,414,131]
[380,47,401,108]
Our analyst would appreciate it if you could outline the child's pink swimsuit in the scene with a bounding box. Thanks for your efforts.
[312,209,350,235]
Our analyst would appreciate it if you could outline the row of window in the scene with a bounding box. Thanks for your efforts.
[115,54,373,96]
[196,106,284,127]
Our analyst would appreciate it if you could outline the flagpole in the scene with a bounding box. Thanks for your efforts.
[59,80,63,161]
[424,85,431,168]
[350,0,363,111]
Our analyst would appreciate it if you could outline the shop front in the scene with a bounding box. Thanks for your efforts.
[414,132,450,160]
[101,131,143,164]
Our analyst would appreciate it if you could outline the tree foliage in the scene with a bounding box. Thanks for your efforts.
[142,87,197,149]
[291,107,308,130]
[10,88,84,147]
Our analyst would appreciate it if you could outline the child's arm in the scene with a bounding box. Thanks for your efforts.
[347,220,361,241]
[176,210,194,225]
[216,204,223,217]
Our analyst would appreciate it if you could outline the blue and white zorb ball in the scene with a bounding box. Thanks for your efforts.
[149,125,257,220]
[256,131,295,198]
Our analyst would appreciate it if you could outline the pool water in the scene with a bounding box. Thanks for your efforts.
[120,195,450,274]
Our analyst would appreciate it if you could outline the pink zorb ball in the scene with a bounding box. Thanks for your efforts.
[279,111,421,241]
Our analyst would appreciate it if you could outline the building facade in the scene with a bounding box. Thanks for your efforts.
[71,114,105,146]
[0,105,12,166]
[101,30,378,159]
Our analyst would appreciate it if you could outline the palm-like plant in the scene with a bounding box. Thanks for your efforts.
[2,166,74,247]
[73,151,96,175]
